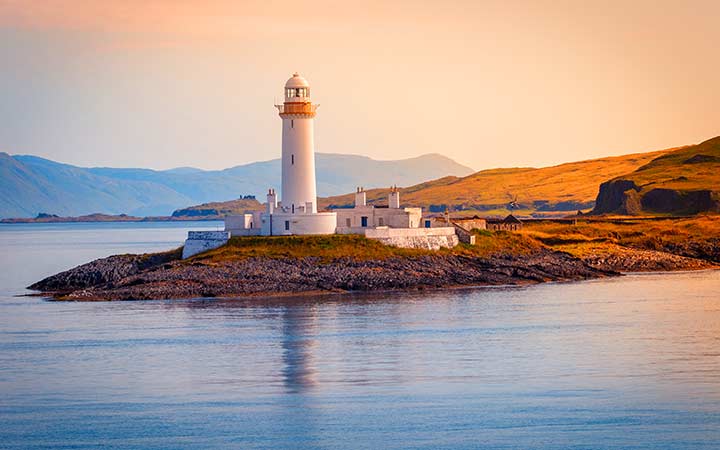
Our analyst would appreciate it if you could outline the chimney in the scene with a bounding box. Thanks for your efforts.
[266,188,277,214]
[355,187,366,207]
[389,185,400,209]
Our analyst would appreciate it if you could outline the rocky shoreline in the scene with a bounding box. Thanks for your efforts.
[579,245,714,273]
[28,232,719,301]
[29,247,617,301]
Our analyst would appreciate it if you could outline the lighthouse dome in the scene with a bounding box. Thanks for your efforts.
[285,73,309,88]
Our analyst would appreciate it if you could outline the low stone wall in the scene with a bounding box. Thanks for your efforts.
[453,218,487,232]
[452,224,476,245]
[364,227,459,250]
[335,226,369,235]
[182,231,230,259]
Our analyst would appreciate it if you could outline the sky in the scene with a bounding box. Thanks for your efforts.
[1,0,718,171]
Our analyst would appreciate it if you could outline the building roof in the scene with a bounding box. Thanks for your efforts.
[285,73,309,88]
[503,214,522,223]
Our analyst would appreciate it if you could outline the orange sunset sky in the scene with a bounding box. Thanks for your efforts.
[1,0,718,171]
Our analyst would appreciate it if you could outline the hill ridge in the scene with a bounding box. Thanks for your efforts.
[320,146,679,214]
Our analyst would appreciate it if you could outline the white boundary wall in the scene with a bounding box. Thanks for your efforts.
[364,227,459,250]
[182,231,230,259]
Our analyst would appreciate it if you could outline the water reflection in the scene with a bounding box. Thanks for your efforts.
[280,304,318,393]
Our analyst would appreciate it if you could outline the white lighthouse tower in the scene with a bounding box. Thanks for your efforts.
[222,73,336,237]
[276,73,318,214]
[246,73,335,235]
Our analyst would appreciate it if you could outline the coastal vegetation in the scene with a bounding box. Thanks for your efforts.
[521,216,720,271]
[194,231,545,263]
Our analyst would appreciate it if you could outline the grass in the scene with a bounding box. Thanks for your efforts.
[520,216,720,258]
[610,136,720,197]
[188,230,547,263]
[192,234,432,262]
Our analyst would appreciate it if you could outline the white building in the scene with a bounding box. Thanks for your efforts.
[335,186,423,233]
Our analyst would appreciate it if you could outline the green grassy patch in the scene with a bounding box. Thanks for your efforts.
[187,231,548,263]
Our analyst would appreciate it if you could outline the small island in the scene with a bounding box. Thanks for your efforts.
[28,217,719,301]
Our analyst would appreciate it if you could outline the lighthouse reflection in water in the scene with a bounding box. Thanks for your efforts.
[281,303,319,393]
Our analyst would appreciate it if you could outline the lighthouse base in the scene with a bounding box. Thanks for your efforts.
[260,212,337,236]
[225,211,337,237]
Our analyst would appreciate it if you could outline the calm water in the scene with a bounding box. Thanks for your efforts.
[0,222,719,449]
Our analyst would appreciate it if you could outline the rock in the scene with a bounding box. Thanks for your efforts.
[582,248,713,272]
[28,248,615,301]
[592,180,720,216]
[592,179,641,215]
[683,154,720,164]
[641,188,719,215]
[28,248,182,293]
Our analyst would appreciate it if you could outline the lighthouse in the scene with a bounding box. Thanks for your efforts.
[186,71,457,257]
[276,73,319,214]
[236,73,336,236]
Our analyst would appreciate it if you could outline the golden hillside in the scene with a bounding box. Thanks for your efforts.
[619,136,720,190]
[320,148,673,214]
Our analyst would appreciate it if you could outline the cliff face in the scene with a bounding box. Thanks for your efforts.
[641,189,718,215]
[592,136,720,215]
[592,180,640,215]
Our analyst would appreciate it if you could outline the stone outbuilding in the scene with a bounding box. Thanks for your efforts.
[487,214,523,231]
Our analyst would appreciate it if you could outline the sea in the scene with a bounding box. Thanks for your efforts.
[0,222,718,449]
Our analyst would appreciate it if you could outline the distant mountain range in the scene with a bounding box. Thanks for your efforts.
[0,152,473,218]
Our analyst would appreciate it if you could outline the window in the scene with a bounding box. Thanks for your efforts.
[346,218,351,227]
[425,220,431,228]
[292,204,295,214]
[284,220,290,231]
[361,216,368,227]
[378,217,384,226]
[291,119,294,129]
[291,154,294,165]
